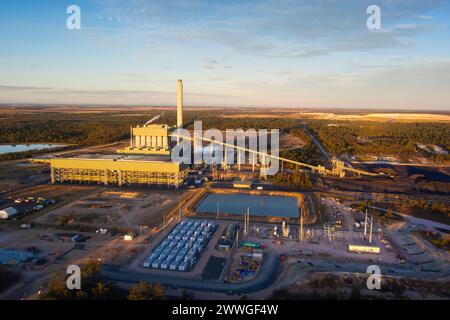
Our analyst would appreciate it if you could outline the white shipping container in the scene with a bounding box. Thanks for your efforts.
[169,261,180,270]
[152,259,162,269]
[178,261,188,271]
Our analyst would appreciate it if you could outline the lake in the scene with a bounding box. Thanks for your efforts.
[0,144,66,155]
[195,193,299,218]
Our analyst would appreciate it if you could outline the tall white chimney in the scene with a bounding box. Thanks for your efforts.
[177,79,183,128]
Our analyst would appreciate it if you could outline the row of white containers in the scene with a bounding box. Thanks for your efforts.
[143,219,218,272]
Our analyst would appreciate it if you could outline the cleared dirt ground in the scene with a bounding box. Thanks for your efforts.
[299,112,450,123]
[36,188,186,229]
[279,133,307,150]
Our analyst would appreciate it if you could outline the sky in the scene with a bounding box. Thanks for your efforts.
[0,0,449,110]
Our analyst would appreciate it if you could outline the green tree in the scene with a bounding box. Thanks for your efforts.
[40,259,122,300]
[57,215,71,226]
[40,273,72,300]
[128,282,166,300]
[82,259,102,284]
[91,282,113,300]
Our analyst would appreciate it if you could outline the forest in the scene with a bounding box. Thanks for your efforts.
[0,110,299,145]
[306,120,450,160]
[0,112,145,145]
[1,109,448,163]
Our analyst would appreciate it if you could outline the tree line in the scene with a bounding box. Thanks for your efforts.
[40,259,195,300]
[306,120,450,159]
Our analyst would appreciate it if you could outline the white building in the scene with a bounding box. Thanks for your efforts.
[0,207,18,220]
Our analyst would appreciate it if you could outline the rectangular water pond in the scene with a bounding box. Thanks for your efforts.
[195,193,299,218]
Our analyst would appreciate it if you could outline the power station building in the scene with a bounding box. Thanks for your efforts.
[117,124,172,155]
[33,80,189,188]
[43,155,189,188]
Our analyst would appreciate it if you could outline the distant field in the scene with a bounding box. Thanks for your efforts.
[2,106,449,122]
[220,114,283,118]
[299,112,450,123]
[0,106,226,114]
[219,111,450,123]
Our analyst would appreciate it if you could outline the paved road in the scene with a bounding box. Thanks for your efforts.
[1,271,52,300]
[101,251,280,294]
[291,256,449,280]
[299,120,331,160]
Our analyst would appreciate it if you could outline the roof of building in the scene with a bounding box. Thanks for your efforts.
[39,154,188,173]
[233,180,252,185]
[0,207,18,214]
[136,124,170,129]
[63,154,174,163]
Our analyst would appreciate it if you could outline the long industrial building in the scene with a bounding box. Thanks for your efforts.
[35,155,189,188]
[32,80,189,188]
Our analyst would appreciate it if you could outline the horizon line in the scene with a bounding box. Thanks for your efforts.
[0,103,449,113]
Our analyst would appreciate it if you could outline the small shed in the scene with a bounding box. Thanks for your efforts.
[0,207,18,220]
[233,181,252,189]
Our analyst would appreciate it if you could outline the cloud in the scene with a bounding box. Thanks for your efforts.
[203,59,219,69]
[415,15,434,20]
[2,60,448,108]
[0,85,235,103]
[91,0,445,59]
[63,89,168,96]
[0,85,167,96]
[121,73,145,79]
[1,0,448,108]
[0,85,52,91]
